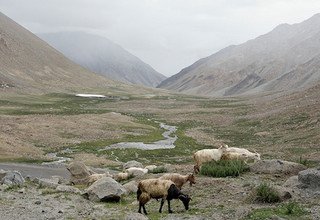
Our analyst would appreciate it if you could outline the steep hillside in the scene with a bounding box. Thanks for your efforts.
[0,12,134,95]
[158,13,320,96]
[38,32,166,87]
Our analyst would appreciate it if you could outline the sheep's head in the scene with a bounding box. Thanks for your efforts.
[178,194,191,210]
[219,144,228,151]
[188,173,196,186]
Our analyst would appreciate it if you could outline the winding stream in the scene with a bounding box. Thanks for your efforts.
[104,122,177,150]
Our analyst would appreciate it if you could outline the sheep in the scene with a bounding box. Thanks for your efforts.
[137,178,191,215]
[193,145,228,174]
[126,167,148,177]
[113,172,130,182]
[224,146,261,162]
[86,173,111,186]
[159,173,196,189]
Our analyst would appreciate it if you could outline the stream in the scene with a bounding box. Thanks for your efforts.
[103,122,177,150]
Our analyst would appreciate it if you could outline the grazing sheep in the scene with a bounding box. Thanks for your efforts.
[225,146,261,162]
[113,172,130,182]
[193,145,228,174]
[159,173,196,189]
[126,167,148,177]
[86,173,111,186]
[137,178,191,215]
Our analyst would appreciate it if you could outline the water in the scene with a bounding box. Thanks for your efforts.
[104,122,177,150]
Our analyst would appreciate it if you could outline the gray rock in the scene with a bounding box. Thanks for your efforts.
[274,186,292,201]
[83,177,127,202]
[0,169,7,180]
[67,161,94,185]
[125,213,149,220]
[249,159,306,175]
[38,177,60,188]
[56,185,81,194]
[283,176,299,188]
[123,180,138,194]
[298,167,320,189]
[1,171,24,186]
[123,161,143,169]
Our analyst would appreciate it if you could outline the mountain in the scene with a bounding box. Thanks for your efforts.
[38,31,166,87]
[0,11,124,94]
[158,13,320,96]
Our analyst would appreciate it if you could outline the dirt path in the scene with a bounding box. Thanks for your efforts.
[0,163,70,179]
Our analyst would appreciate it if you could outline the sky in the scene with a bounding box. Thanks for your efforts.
[0,0,320,76]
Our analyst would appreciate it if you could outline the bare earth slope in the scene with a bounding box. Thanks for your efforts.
[38,31,166,87]
[0,11,125,94]
[158,13,320,96]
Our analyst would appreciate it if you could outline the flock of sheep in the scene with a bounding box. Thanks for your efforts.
[136,144,261,215]
[82,144,261,215]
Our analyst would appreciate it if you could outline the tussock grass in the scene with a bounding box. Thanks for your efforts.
[254,183,280,203]
[200,160,249,177]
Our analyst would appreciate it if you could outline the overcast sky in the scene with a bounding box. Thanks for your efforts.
[1,0,320,76]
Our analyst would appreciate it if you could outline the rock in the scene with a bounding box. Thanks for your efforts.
[35,201,41,205]
[123,160,143,169]
[274,186,292,201]
[126,167,148,177]
[298,167,320,189]
[56,185,81,194]
[249,159,306,175]
[0,169,7,180]
[123,180,138,194]
[283,176,299,188]
[67,161,95,185]
[83,177,127,202]
[125,213,149,220]
[38,177,60,188]
[1,171,24,186]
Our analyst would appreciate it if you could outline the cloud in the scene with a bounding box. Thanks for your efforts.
[1,0,320,76]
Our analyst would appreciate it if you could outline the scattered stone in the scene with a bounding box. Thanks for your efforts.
[125,212,149,220]
[123,161,143,169]
[0,169,7,180]
[83,177,127,202]
[56,185,81,194]
[274,186,292,201]
[298,167,320,189]
[35,201,41,205]
[249,159,306,175]
[18,188,25,194]
[123,180,138,194]
[58,210,63,214]
[38,177,60,188]
[67,161,95,185]
[283,175,299,188]
[1,171,25,186]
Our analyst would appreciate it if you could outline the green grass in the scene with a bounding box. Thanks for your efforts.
[244,202,308,220]
[149,166,167,174]
[254,183,280,203]
[200,160,249,177]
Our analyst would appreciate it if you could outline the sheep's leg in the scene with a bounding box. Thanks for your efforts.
[159,198,165,213]
[142,204,148,215]
[138,202,142,213]
[167,199,173,213]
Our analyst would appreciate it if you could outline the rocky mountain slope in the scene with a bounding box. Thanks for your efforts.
[38,31,166,87]
[158,13,320,96]
[0,12,128,94]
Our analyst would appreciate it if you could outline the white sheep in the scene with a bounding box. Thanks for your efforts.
[224,146,261,162]
[126,167,148,177]
[159,173,196,189]
[193,145,228,173]
[137,178,191,215]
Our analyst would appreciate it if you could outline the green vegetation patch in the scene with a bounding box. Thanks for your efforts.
[244,202,308,220]
[200,160,249,177]
[254,183,280,203]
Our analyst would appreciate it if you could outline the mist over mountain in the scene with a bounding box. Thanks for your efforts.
[158,13,320,96]
[38,32,166,87]
[0,12,117,94]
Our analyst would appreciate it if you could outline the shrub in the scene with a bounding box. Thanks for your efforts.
[255,183,280,203]
[150,166,167,174]
[200,160,249,177]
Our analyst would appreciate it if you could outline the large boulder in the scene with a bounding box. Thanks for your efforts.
[38,176,60,188]
[67,161,94,185]
[298,167,320,189]
[123,180,138,194]
[249,159,306,175]
[1,171,24,186]
[83,177,127,202]
[123,160,143,169]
